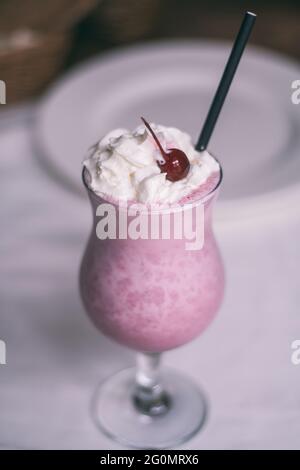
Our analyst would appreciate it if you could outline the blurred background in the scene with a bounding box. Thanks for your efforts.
[1,0,300,451]
[0,0,299,104]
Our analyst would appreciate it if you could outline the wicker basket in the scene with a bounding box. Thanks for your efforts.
[93,0,161,44]
[0,0,99,104]
[0,0,99,32]
[0,31,72,104]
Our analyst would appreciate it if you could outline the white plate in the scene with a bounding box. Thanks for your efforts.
[36,40,300,221]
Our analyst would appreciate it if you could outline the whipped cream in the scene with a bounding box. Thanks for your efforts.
[83,124,219,204]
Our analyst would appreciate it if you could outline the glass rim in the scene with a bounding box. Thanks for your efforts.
[81,154,223,211]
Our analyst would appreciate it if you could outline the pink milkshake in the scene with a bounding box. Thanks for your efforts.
[80,174,223,352]
[80,123,224,352]
[78,9,255,449]
[80,121,224,448]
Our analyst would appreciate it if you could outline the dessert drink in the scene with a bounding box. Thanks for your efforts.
[80,122,224,448]
[79,10,255,449]
[80,122,224,352]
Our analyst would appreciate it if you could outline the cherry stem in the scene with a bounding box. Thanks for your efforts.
[141,117,167,160]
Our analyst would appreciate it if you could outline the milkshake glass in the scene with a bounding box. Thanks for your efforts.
[80,155,224,448]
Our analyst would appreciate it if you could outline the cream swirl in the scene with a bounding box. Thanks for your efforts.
[83,124,219,204]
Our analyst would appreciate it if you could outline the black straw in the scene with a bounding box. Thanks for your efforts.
[196,11,256,152]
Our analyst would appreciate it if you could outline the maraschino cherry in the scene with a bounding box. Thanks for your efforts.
[141,117,190,182]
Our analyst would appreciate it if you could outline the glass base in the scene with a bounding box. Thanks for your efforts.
[91,367,208,449]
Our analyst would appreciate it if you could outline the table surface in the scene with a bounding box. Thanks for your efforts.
[1,105,300,450]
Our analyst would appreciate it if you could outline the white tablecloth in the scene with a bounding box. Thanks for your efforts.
[1,105,300,450]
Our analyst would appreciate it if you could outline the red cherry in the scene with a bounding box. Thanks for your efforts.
[141,117,190,182]
[158,148,190,182]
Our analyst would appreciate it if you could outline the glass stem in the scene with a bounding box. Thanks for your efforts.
[133,352,171,416]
